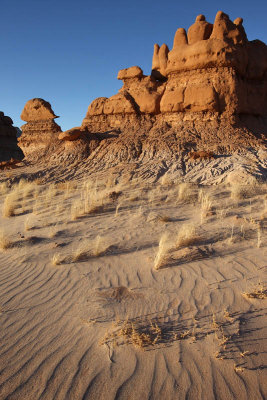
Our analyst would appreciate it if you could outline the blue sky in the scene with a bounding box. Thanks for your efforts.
[1,0,267,131]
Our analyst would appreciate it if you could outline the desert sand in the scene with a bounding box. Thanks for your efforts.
[0,165,266,399]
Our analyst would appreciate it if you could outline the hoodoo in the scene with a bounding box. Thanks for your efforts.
[19,98,62,159]
[82,10,267,127]
[18,11,267,181]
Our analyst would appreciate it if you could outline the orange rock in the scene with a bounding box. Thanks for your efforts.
[187,14,213,44]
[58,127,83,141]
[21,98,58,122]
[117,66,143,80]
[173,28,188,48]
[19,99,61,159]
[103,92,137,115]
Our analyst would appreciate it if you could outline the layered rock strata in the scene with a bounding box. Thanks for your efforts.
[82,10,267,136]
[19,11,267,171]
[19,98,62,159]
[0,111,24,161]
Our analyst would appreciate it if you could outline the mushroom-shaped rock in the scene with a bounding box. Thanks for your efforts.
[21,98,58,122]
[187,14,213,44]
[58,127,83,141]
[117,66,143,80]
[19,98,61,160]
[173,28,188,48]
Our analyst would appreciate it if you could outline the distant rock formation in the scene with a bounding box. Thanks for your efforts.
[19,11,267,172]
[81,10,267,133]
[0,111,24,162]
[19,98,62,159]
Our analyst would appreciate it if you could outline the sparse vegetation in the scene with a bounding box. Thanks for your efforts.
[178,183,196,202]
[243,281,267,299]
[0,229,12,250]
[175,223,197,248]
[154,232,171,270]
[51,253,63,266]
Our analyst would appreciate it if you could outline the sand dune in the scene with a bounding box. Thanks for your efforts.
[0,171,266,399]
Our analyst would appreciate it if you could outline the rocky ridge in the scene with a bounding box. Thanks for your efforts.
[17,11,267,182]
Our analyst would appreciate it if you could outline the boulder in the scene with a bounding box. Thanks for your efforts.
[59,127,83,141]
[117,66,143,80]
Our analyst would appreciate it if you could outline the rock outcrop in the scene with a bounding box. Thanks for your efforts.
[19,11,267,181]
[0,111,24,162]
[19,98,62,159]
[81,10,267,136]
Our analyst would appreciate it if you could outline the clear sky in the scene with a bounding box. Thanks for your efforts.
[1,0,267,131]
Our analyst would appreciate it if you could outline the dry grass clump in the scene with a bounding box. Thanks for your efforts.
[71,236,111,262]
[0,182,9,195]
[51,253,63,266]
[175,224,198,248]
[100,319,162,350]
[160,174,173,186]
[0,229,12,250]
[199,190,213,222]
[92,235,110,257]
[71,242,88,262]
[230,183,256,201]
[154,232,172,270]
[24,216,36,231]
[2,179,41,217]
[2,190,18,217]
[243,282,267,299]
[178,183,196,202]
[154,224,198,269]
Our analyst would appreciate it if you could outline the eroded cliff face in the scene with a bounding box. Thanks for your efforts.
[0,112,24,162]
[82,10,267,133]
[19,98,62,159]
[19,11,267,167]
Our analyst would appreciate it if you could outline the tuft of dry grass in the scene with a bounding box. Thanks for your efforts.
[2,191,17,217]
[0,229,12,250]
[175,224,198,248]
[154,232,172,270]
[51,253,63,266]
[92,235,110,257]
[71,242,88,262]
[242,281,267,299]
[100,319,162,350]
[24,216,35,231]
[0,182,9,195]
[230,183,257,201]
[199,190,213,223]
[178,183,196,202]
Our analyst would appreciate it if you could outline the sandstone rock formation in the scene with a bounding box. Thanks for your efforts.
[0,111,24,162]
[82,10,267,134]
[19,11,267,182]
[19,98,62,159]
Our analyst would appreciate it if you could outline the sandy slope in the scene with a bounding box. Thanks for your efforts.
[0,173,266,400]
